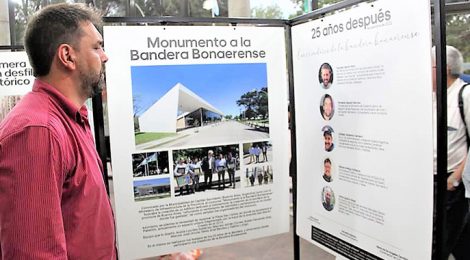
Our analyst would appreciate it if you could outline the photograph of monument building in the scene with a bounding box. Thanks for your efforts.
[132,63,270,150]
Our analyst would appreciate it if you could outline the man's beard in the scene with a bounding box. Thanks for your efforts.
[79,67,105,98]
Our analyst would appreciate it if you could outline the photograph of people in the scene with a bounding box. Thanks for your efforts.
[320,94,334,121]
[245,165,273,187]
[173,144,240,194]
[322,125,334,152]
[323,158,333,182]
[318,63,333,89]
[243,141,272,165]
[321,186,335,211]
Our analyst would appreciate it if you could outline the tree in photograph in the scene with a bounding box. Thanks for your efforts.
[256,87,268,119]
[236,88,268,120]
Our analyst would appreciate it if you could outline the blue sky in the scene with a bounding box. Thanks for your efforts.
[131,63,267,117]
[134,177,170,187]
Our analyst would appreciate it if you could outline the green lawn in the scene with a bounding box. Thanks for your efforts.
[135,132,177,145]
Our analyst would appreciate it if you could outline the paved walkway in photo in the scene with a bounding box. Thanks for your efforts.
[139,120,269,150]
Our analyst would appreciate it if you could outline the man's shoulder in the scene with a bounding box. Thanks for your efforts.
[460,79,470,97]
[0,92,66,142]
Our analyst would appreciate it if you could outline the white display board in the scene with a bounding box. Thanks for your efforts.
[104,25,290,259]
[292,1,434,259]
[0,51,34,122]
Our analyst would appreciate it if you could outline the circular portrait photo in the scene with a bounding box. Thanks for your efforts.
[322,125,334,152]
[319,94,334,121]
[321,186,335,211]
[318,63,333,89]
[322,158,333,182]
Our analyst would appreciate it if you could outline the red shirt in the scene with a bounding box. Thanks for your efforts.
[0,80,116,259]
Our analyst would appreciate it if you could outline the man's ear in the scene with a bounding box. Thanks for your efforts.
[56,44,77,71]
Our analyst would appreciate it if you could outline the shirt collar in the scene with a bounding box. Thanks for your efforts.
[447,78,465,93]
[32,79,88,125]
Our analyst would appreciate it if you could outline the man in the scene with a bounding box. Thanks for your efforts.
[319,63,333,89]
[0,3,116,259]
[321,94,334,121]
[324,130,334,152]
[226,152,237,188]
[261,143,268,162]
[249,145,255,164]
[323,158,332,182]
[432,45,470,260]
[254,145,261,163]
[215,153,227,190]
[322,188,334,211]
[201,150,215,190]
[174,158,190,196]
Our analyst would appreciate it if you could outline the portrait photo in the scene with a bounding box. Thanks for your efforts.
[322,158,333,183]
[318,63,333,89]
[322,125,335,152]
[321,186,335,211]
[319,94,334,121]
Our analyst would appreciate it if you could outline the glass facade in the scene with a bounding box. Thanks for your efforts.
[202,109,222,124]
[180,107,222,129]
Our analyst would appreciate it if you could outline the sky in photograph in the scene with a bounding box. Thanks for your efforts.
[131,63,267,117]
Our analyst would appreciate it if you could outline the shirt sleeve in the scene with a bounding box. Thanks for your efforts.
[0,126,67,259]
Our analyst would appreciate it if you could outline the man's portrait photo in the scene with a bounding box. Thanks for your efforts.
[323,158,333,182]
[320,94,334,121]
[318,63,333,89]
[321,186,335,211]
[322,125,334,152]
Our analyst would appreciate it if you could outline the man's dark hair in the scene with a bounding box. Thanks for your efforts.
[324,158,331,164]
[24,3,102,77]
[320,63,332,72]
[323,94,332,105]
[323,131,332,137]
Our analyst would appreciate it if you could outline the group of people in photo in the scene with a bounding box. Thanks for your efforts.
[246,165,273,187]
[173,157,202,195]
[247,143,269,164]
[174,149,240,195]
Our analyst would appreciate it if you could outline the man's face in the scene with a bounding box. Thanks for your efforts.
[324,162,331,176]
[76,22,108,99]
[323,97,332,118]
[321,69,331,86]
[324,134,333,150]
[325,191,331,204]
